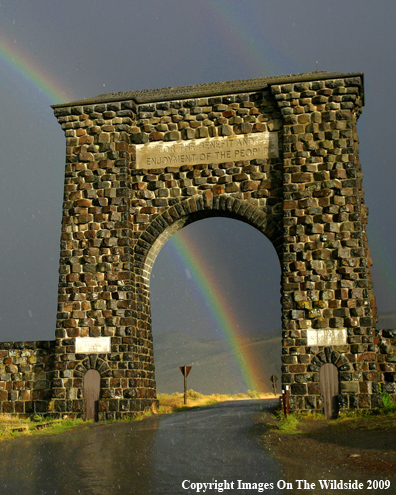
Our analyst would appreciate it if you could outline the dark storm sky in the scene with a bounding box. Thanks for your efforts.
[0,0,395,344]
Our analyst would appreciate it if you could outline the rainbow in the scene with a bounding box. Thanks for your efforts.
[168,230,264,392]
[0,32,73,104]
[206,1,293,77]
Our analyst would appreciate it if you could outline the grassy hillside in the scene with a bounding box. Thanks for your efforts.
[153,330,281,395]
[153,311,396,395]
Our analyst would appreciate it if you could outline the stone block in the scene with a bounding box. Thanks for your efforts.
[291,383,307,395]
[340,381,359,394]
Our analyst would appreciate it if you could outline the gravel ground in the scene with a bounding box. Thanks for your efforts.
[255,408,396,488]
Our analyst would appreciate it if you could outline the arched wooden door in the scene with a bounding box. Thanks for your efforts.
[319,363,339,419]
[83,369,101,421]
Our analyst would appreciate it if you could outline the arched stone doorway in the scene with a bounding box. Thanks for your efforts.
[135,195,283,396]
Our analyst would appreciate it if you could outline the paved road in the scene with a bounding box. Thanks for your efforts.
[0,399,286,495]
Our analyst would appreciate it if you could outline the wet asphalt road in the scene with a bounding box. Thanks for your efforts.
[0,399,285,495]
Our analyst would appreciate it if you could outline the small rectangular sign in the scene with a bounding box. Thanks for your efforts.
[135,132,278,169]
[307,329,347,346]
[75,337,111,353]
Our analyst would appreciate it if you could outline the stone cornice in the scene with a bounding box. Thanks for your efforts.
[51,71,364,108]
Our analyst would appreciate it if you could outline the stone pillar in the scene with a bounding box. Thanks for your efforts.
[272,75,378,411]
[52,101,157,418]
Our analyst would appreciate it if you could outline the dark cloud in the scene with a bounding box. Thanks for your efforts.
[0,0,395,346]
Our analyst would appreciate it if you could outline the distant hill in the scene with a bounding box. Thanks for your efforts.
[153,330,281,395]
[153,312,396,395]
[377,312,396,329]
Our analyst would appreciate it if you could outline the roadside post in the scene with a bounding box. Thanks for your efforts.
[281,385,290,416]
[179,366,192,405]
[285,385,290,415]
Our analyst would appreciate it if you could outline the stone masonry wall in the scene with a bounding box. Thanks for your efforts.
[376,329,396,399]
[0,341,54,416]
[270,76,379,412]
[0,334,395,418]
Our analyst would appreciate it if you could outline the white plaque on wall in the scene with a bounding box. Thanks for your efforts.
[135,132,279,169]
[307,329,347,346]
[75,337,111,353]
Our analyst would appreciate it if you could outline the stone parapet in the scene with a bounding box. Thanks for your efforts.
[0,341,55,416]
[375,329,396,396]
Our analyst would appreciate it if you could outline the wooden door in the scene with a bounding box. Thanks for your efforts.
[319,363,339,419]
[83,369,101,421]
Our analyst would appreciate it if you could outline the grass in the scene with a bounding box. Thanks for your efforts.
[156,390,271,414]
[267,399,396,437]
[0,414,87,442]
[3,391,395,442]
[270,409,302,434]
[277,414,301,433]
[335,410,396,431]
[381,392,396,413]
[0,390,271,441]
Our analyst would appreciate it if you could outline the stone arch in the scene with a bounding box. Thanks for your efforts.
[288,349,352,411]
[132,193,283,400]
[304,349,353,414]
[285,350,351,412]
[46,72,380,418]
[135,193,283,285]
[309,348,352,377]
[67,357,113,418]
[73,356,111,378]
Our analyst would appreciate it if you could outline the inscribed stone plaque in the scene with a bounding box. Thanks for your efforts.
[75,337,111,353]
[135,132,278,169]
[307,329,347,346]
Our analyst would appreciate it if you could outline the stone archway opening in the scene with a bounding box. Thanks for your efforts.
[148,211,282,396]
